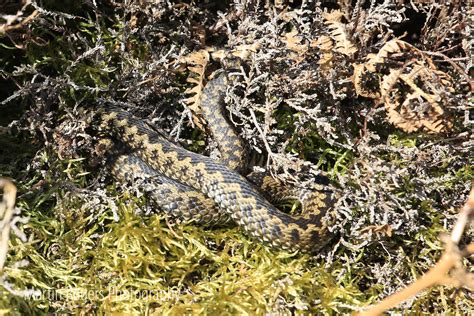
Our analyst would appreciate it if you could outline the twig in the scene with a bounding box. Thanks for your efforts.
[0,178,18,271]
[0,10,38,35]
[249,108,275,169]
[359,186,474,315]
[424,51,474,92]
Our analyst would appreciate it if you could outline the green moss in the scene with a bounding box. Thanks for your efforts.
[2,179,351,314]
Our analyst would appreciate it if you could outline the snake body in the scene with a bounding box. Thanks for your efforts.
[98,73,334,252]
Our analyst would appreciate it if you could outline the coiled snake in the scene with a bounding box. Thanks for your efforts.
[96,72,335,253]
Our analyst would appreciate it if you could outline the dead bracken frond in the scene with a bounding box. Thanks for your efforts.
[182,50,210,129]
[354,39,455,133]
[281,27,313,64]
[323,10,358,57]
[381,61,454,133]
[365,39,413,71]
[354,39,415,98]
[313,35,334,71]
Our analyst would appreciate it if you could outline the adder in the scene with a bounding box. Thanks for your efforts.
[95,71,336,253]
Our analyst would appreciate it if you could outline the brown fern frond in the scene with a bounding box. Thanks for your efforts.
[312,35,334,70]
[353,63,380,99]
[365,39,414,71]
[281,28,309,63]
[211,43,261,62]
[284,28,305,52]
[183,50,210,128]
[323,10,358,57]
[381,62,453,133]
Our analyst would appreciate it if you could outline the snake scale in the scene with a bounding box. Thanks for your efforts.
[96,72,335,253]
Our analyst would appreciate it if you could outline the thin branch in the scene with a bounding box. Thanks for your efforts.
[0,10,38,35]
[0,178,18,271]
[424,51,474,92]
[359,186,474,315]
[249,108,275,169]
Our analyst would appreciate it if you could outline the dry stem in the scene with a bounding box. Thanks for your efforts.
[0,10,38,35]
[359,186,474,315]
[0,178,18,271]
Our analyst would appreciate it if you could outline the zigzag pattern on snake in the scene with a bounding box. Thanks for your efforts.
[96,72,335,252]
